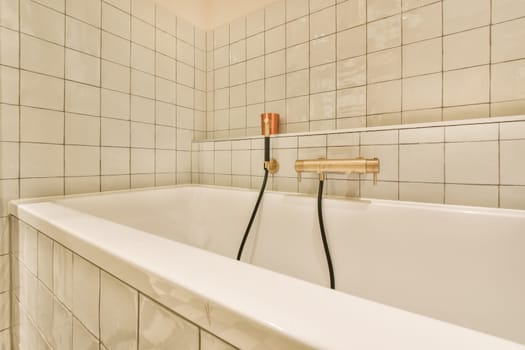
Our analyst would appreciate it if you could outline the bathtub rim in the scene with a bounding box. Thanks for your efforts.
[8,185,525,350]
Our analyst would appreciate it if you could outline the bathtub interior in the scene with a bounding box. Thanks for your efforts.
[50,185,525,345]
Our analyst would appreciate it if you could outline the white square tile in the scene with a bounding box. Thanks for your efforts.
[130,96,154,124]
[65,113,100,146]
[101,89,130,120]
[66,16,100,57]
[310,34,336,66]
[491,59,525,103]
[286,96,310,123]
[492,0,525,23]
[445,141,498,184]
[21,70,64,110]
[444,27,490,70]
[73,254,100,337]
[102,2,130,39]
[156,30,176,58]
[286,16,309,47]
[444,66,489,106]
[101,147,130,175]
[105,0,130,12]
[337,55,366,89]
[102,60,130,93]
[491,17,525,63]
[399,127,444,144]
[310,6,335,39]
[65,145,100,176]
[403,38,442,77]
[247,80,265,104]
[131,70,155,99]
[230,40,246,64]
[402,2,442,44]
[443,0,490,34]
[65,81,100,116]
[337,25,366,60]
[310,91,336,120]
[66,0,101,26]
[265,75,285,101]
[20,106,64,144]
[337,0,366,31]
[337,86,366,118]
[20,143,64,178]
[53,242,73,309]
[367,47,401,84]
[132,17,154,49]
[367,0,400,22]
[286,43,309,72]
[367,80,401,115]
[265,25,286,53]
[402,73,442,111]
[66,49,100,86]
[367,15,401,52]
[310,63,335,93]
[20,0,64,45]
[102,31,130,66]
[131,148,155,173]
[230,62,246,85]
[101,118,130,147]
[265,50,286,77]
[131,0,155,24]
[131,44,155,74]
[286,69,309,98]
[247,32,264,59]
[21,34,64,78]
[400,143,444,182]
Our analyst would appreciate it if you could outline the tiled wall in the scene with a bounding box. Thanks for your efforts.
[205,0,525,138]
[0,0,207,336]
[9,217,237,350]
[192,117,525,210]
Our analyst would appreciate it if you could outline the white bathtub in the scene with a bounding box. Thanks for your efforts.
[9,185,525,349]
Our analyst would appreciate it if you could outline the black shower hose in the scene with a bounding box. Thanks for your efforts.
[318,179,335,289]
[237,138,270,260]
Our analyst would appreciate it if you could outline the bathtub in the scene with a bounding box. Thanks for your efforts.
[8,185,525,349]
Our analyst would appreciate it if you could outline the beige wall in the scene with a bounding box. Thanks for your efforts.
[156,0,278,29]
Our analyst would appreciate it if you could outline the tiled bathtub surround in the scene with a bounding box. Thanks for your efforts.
[192,116,525,210]
[205,0,525,138]
[9,217,237,350]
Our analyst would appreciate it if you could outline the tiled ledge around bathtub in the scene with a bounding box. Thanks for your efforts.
[194,115,525,143]
[191,114,525,210]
